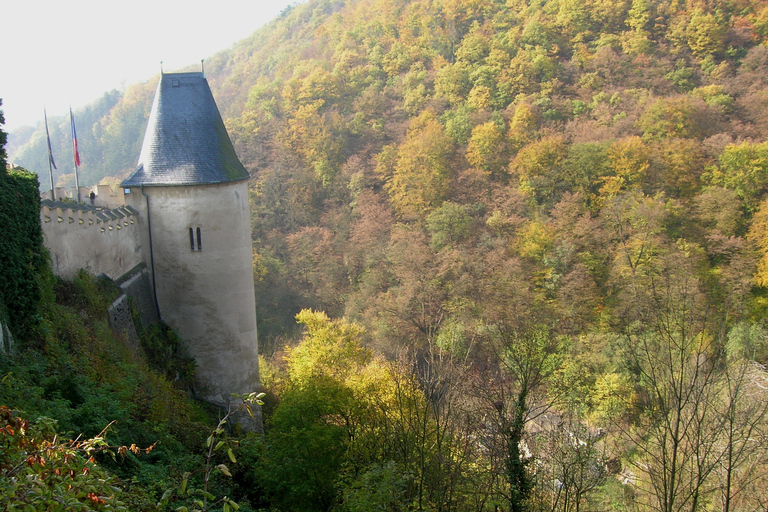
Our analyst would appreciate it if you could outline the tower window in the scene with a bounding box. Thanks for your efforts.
[189,227,203,251]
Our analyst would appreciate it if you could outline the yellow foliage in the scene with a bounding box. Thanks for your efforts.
[252,248,269,282]
[287,310,370,386]
[686,9,727,59]
[284,310,426,434]
[748,197,768,287]
[607,136,649,187]
[387,111,452,218]
[516,219,553,260]
[467,84,492,110]
[466,121,507,175]
[508,102,539,151]
[587,372,637,424]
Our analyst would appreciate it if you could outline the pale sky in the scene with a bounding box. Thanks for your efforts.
[2,0,302,132]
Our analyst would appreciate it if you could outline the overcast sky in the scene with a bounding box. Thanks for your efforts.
[2,0,301,132]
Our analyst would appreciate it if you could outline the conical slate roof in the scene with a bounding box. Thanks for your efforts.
[121,72,248,187]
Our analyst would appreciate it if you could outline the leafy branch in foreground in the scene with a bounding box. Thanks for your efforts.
[156,391,265,512]
[0,404,155,511]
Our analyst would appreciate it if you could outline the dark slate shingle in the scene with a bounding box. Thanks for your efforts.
[121,72,249,187]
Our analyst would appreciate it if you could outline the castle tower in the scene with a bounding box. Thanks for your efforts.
[121,72,259,413]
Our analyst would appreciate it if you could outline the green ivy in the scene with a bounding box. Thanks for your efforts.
[0,161,48,344]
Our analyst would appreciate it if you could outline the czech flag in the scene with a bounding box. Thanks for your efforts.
[70,108,81,167]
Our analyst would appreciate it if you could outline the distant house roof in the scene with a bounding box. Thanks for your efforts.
[121,72,249,188]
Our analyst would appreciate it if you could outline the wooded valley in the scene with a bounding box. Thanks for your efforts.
[4,0,768,510]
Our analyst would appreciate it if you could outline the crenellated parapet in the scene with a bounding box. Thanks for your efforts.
[40,199,144,280]
[41,199,138,232]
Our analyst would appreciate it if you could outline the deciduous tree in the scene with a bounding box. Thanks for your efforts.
[387,111,453,218]
[466,120,509,178]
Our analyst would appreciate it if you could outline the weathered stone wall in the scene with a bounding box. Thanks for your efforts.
[124,181,260,408]
[41,200,143,280]
[116,265,159,331]
[0,318,13,355]
[108,266,159,348]
[108,293,140,347]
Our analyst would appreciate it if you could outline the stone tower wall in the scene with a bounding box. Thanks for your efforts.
[124,181,259,407]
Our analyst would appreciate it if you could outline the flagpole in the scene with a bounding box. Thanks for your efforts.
[44,108,56,199]
[69,107,81,202]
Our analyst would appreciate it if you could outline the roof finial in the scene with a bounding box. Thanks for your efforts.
[201,59,205,77]
[160,61,164,75]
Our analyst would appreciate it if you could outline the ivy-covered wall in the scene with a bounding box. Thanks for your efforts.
[0,103,47,343]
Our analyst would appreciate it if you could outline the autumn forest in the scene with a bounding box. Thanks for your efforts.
[5,0,768,510]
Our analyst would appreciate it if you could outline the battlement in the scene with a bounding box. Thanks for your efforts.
[41,199,139,233]
[41,199,144,280]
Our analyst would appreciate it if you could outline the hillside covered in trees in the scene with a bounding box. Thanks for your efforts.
[5,0,768,510]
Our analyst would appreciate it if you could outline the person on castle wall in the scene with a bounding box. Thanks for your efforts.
[90,191,95,205]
